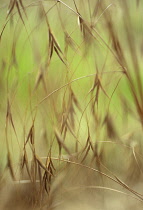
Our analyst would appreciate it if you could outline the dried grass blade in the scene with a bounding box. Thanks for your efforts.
[52,157,143,201]
[132,146,143,174]
[22,149,32,181]
[16,1,25,25]
[64,31,78,52]
[35,154,53,176]
[0,21,9,42]
[38,164,42,185]
[19,0,27,17]
[25,124,34,146]
[7,151,16,181]
[98,78,110,99]
[92,0,100,18]
[115,176,143,200]
[6,0,16,18]
[52,34,63,54]
[54,46,67,65]
[55,128,71,156]
[68,186,143,202]
[49,38,54,59]
[88,75,98,94]
[103,114,118,139]
[81,145,90,163]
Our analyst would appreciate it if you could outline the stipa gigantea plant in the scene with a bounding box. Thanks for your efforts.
[0,0,143,209]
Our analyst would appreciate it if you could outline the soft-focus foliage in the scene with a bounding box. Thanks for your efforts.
[0,0,143,209]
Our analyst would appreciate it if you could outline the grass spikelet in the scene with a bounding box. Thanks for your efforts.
[1,0,143,209]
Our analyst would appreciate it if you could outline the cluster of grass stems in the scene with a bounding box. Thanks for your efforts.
[0,0,143,209]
